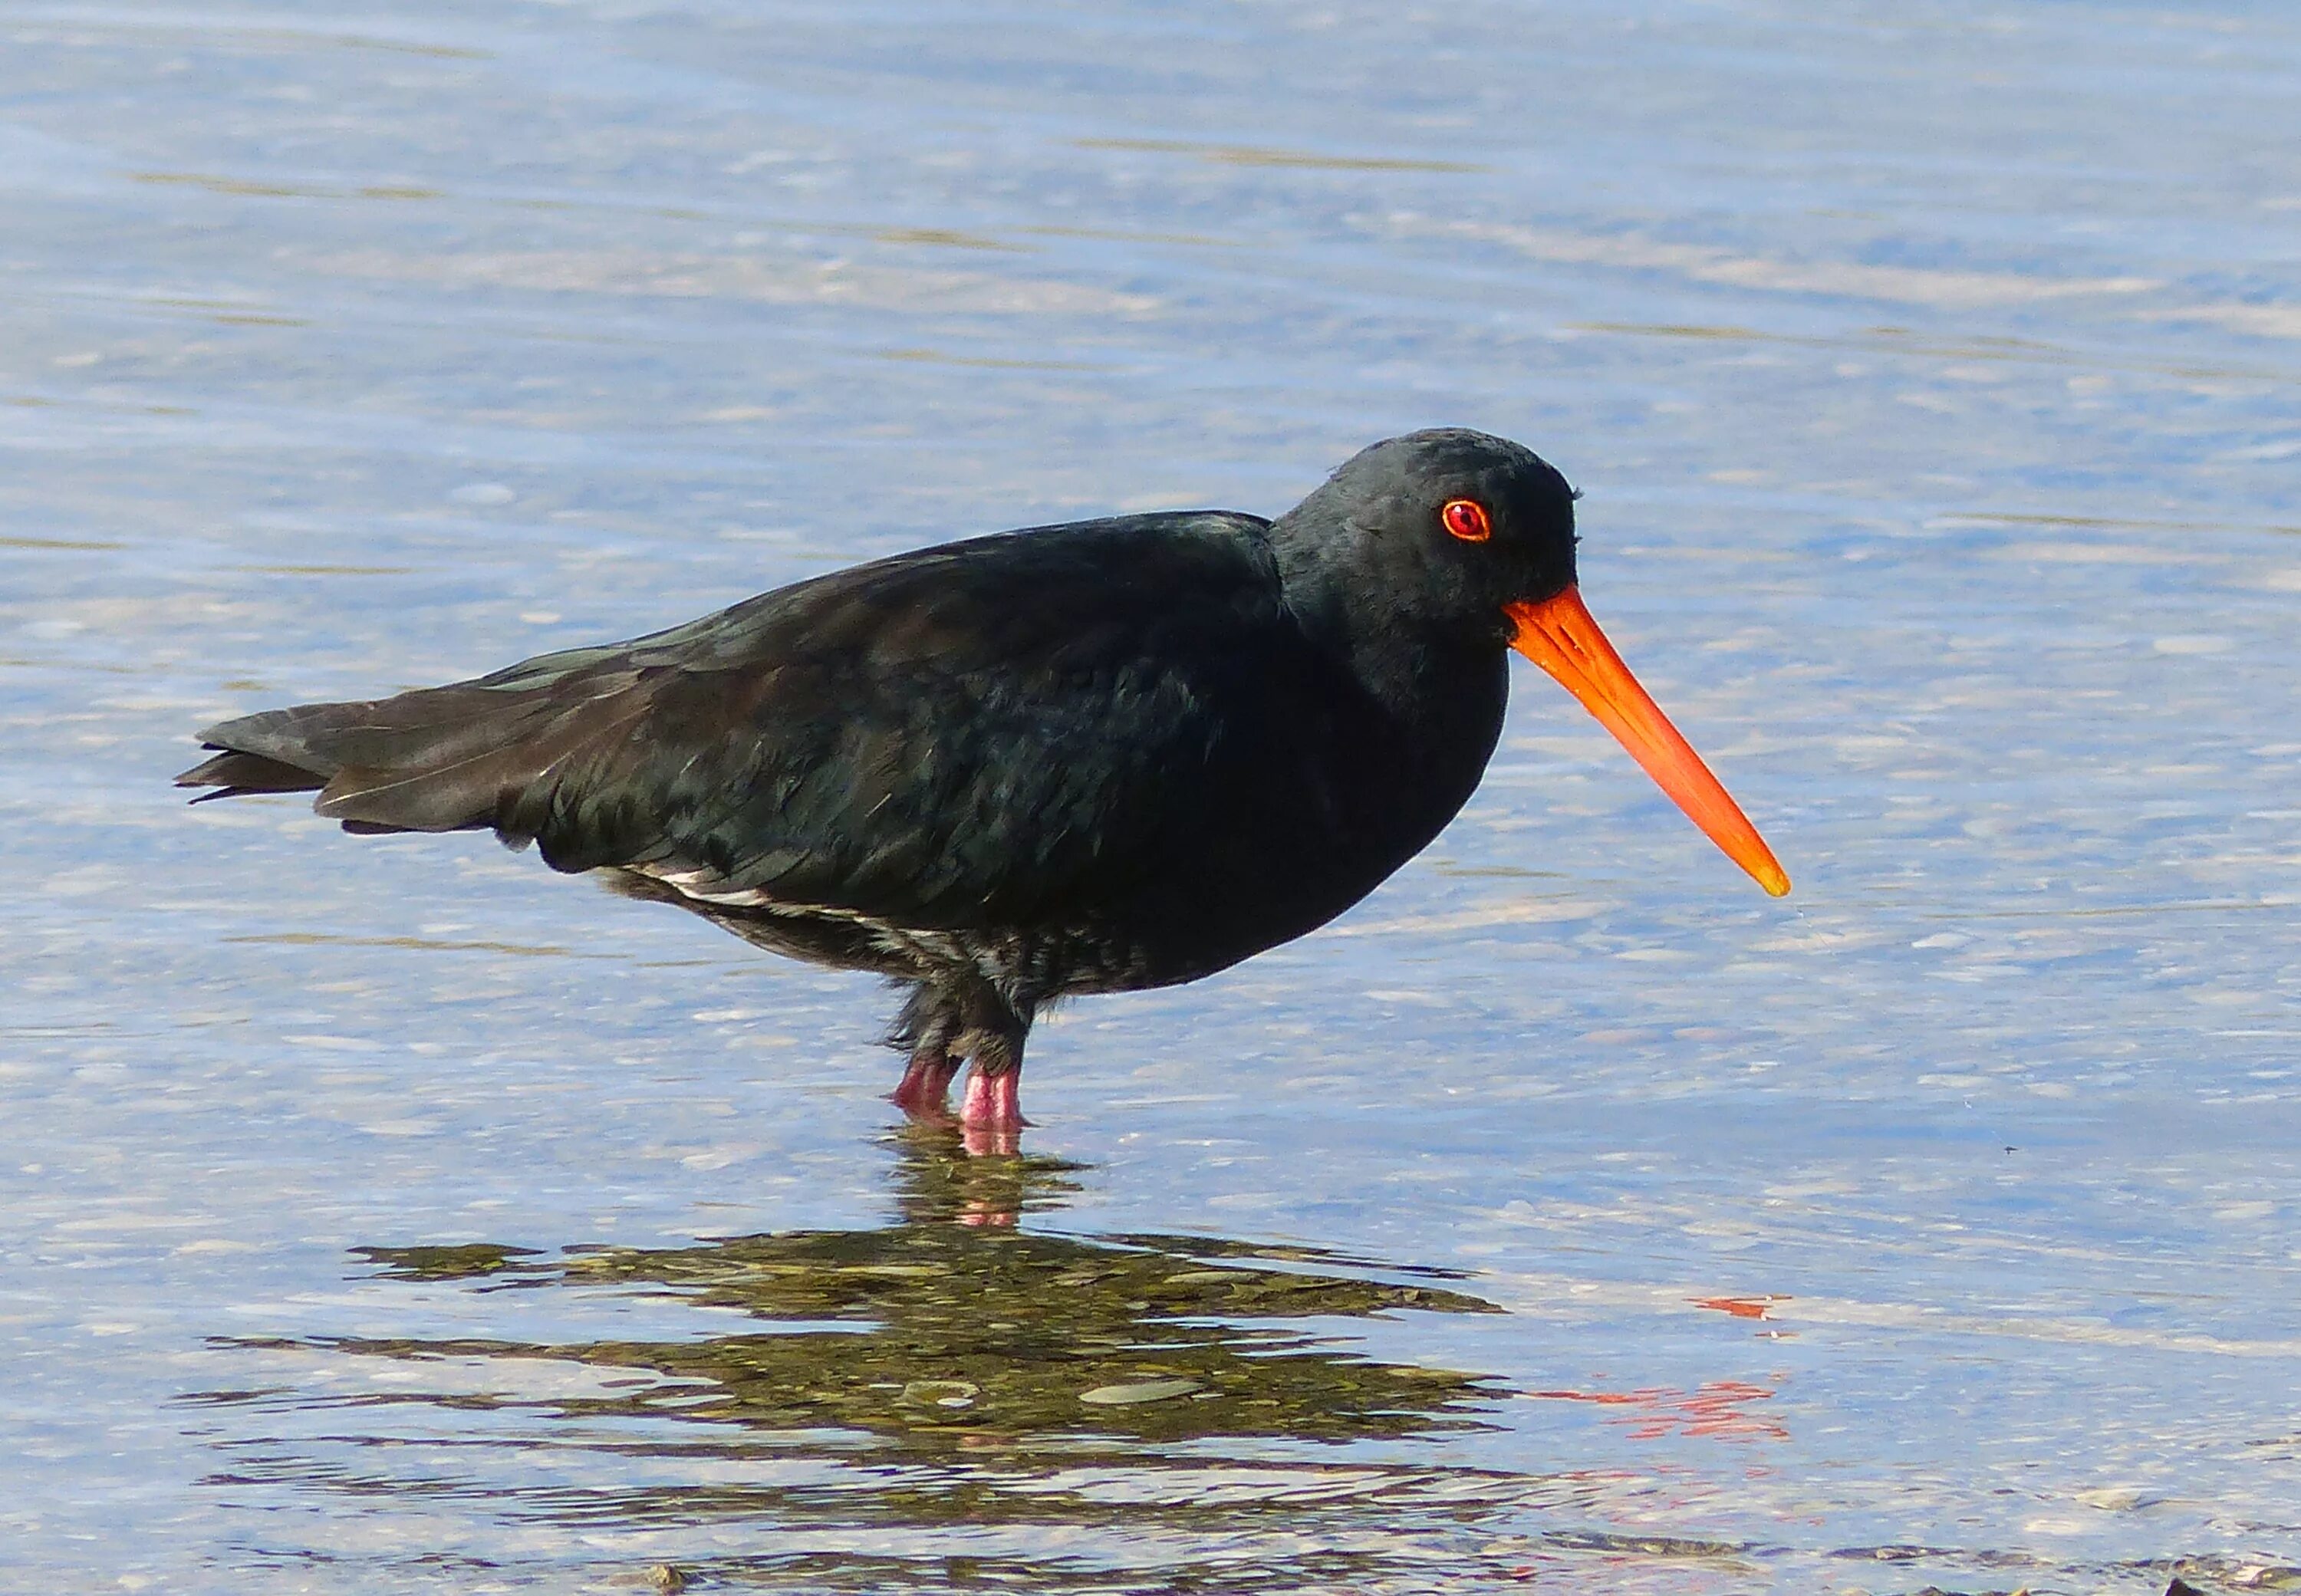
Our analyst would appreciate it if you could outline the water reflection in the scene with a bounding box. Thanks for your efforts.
[185,1135,1559,1588]
[191,1137,2177,1592]
[288,1131,1503,1450]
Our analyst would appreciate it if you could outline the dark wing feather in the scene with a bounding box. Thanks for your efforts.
[182,513,1300,930]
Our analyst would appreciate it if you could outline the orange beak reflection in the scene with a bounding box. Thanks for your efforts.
[1506,587,1790,897]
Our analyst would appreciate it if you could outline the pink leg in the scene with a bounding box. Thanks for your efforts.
[960,1068,1022,1128]
[889,1051,960,1120]
[959,1066,1024,1157]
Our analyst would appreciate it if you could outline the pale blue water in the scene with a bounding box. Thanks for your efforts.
[4,2,2299,1591]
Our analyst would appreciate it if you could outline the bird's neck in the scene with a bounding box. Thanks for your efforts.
[1266,526,1489,722]
[1266,566,1506,855]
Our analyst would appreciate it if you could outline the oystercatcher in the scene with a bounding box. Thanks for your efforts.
[180,430,1787,1144]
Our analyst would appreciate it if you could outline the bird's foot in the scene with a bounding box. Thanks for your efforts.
[889,1051,961,1120]
[959,1067,1025,1157]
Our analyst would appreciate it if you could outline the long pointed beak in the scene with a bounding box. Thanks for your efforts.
[1506,587,1790,897]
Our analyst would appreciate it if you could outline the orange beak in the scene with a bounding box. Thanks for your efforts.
[1506,587,1790,897]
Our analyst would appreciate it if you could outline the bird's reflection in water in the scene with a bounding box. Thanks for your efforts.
[195,1134,1565,1592]
[314,1128,1506,1449]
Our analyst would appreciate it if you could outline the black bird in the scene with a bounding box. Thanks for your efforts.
[179,430,1787,1147]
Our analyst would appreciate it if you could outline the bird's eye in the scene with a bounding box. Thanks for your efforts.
[1440,499,1491,542]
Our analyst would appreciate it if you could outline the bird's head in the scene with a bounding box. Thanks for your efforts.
[1277,429,1789,897]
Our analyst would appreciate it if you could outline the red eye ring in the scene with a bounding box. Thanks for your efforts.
[1440,498,1491,542]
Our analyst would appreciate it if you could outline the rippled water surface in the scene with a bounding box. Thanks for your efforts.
[5,2,2301,1591]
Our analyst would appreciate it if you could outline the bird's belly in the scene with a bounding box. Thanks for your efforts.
[610,867,958,976]
[613,862,1177,995]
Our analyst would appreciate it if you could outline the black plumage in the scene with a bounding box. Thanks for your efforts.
[180,429,1783,1142]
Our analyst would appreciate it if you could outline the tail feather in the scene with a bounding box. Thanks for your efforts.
[179,676,658,846]
[176,749,328,801]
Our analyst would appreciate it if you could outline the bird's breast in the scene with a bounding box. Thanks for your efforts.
[1079,642,1509,986]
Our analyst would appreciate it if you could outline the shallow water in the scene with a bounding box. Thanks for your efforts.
[5,2,2300,1591]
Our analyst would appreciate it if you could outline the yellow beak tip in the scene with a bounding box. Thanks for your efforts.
[1756,865,1792,897]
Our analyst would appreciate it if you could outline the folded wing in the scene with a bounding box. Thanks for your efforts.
[179,514,1295,930]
